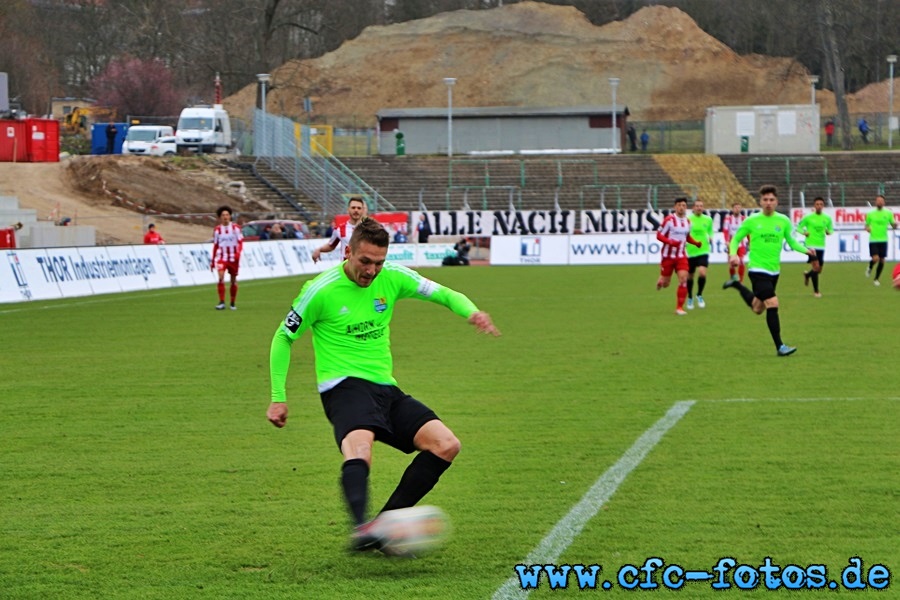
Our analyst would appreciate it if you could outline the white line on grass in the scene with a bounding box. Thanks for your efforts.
[492,400,695,600]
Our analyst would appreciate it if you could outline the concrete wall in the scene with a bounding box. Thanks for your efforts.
[706,104,820,155]
[380,116,618,156]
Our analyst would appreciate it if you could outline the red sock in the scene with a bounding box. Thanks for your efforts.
[230,283,238,303]
[738,264,746,282]
[217,282,225,302]
[729,266,736,277]
[676,283,687,309]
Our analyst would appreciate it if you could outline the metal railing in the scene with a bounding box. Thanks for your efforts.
[253,110,394,223]
[579,184,698,210]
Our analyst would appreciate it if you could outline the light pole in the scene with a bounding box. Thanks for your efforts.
[443,77,456,157]
[808,75,819,106]
[888,55,897,149]
[609,77,620,153]
[256,73,271,158]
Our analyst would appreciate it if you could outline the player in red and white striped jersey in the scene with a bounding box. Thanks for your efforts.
[313,195,367,263]
[723,202,749,282]
[656,197,701,315]
[210,205,244,310]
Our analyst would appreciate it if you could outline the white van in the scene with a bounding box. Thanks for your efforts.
[121,125,175,155]
[175,105,232,154]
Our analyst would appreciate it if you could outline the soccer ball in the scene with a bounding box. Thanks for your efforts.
[374,505,449,557]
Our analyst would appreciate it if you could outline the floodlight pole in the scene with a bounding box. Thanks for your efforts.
[444,77,456,157]
[256,73,271,158]
[609,77,620,154]
[888,56,897,149]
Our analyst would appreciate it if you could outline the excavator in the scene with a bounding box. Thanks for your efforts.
[61,106,116,137]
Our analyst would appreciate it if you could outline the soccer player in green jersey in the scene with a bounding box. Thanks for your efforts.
[686,199,714,309]
[723,185,816,356]
[267,218,500,554]
[797,196,834,297]
[864,195,897,286]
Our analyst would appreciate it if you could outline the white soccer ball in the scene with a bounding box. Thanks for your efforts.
[374,505,450,557]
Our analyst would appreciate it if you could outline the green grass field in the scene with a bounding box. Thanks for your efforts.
[1,263,897,599]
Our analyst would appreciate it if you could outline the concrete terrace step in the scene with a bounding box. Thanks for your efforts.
[339,155,683,212]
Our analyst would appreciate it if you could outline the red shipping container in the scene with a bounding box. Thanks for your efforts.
[0,228,16,249]
[26,118,60,163]
[0,119,28,162]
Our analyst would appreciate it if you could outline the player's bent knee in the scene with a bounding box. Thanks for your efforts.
[415,421,461,461]
[433,435,461,462]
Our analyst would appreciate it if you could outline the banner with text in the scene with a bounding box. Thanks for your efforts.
[0,239,457,304]
[490,228,888,266]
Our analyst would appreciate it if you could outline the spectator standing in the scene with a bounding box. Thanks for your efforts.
[143,223,165,244]
[105,121,118,155]
[393,229,408,244]
[627,125,637,152]
[416,213,432,243]
[858,117,870,144]
[640,130,650,152]
[824,120,835,147]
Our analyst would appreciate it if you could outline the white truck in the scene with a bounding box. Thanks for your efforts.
[175,105,232,154]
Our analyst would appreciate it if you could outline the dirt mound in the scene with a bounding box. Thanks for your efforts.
[65,155,267,216]
[224,2,852,124]
[0,157,269,246]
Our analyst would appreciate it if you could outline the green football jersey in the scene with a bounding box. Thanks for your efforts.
[796,211,834,249]
[729,211,807,274]
[686,212,714,257]
[270,262,479,401]
[865,208,895,242]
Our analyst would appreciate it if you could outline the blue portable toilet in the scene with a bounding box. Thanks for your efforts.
[91,122,127,155]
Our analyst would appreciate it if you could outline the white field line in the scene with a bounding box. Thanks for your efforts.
[492,400,695,600]
[492,395,899,599]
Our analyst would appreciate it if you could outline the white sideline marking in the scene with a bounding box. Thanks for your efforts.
[492,400,695,600]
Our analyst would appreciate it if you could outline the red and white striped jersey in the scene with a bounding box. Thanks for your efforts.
[329,220,358,259]
[212,223,243,263]
[657,214,692,259]
[723,213,748,249]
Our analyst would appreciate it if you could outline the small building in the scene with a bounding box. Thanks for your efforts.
[376,105,630,156]
[49,97,97,120]
[705,104,820,155]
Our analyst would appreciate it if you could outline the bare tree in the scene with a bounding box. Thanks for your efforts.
[818,0,853,149]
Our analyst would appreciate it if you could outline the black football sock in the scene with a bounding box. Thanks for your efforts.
[766,307,783,348]
[341,458,370,526]
[728,280,755,308]
[697,275,706,296]
[869,259,875,270]
[875,261,885,280]
[686,277,694,299]
[811,272,820,293]
[379,451,451,514]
